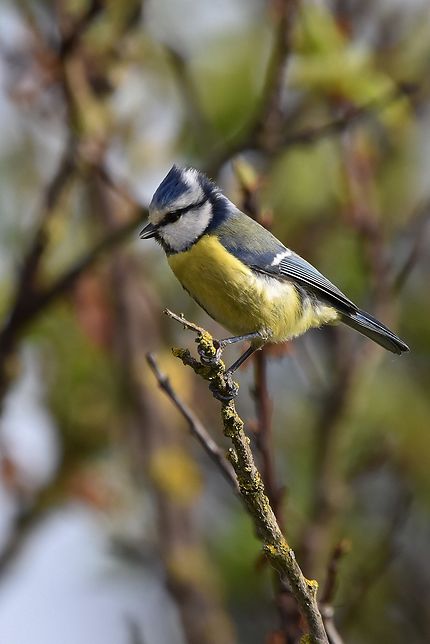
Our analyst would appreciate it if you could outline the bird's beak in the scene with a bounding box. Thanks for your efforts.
[139,221,159,239]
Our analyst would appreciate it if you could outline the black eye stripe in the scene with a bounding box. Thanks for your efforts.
[162,196,208,225]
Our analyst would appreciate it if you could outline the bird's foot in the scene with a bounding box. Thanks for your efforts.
[198,340,223,366]
[209,372,239,402]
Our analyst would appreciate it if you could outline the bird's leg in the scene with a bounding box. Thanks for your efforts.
[220,330,268,373]
[217,331,264,348]
[201,331,266,402]
[209,346,257,402]
[215,331,264,362]
[225,345,257,375]
[199,331,262,366]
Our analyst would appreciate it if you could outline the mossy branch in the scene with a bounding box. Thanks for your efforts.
[164,309,329,644]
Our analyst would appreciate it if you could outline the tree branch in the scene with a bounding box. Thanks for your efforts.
[205,81,418,175]
[319,540,349,644]
[146,352,239,492]
[0,137,76,398]
[166,310,329,644]
[35,211,144,313]
[393,197,430,293]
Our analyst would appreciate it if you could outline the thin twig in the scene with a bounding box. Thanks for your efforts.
[281,83,417,149]
[167,310,329,644]
[393,198,430,293]
[256,0,300,152]
[299,340,357,578]
[0,212,143,360]
[205,82,419,175]
[58,0,104,58]
[36,212,144,312]
[0,0,111,399]
[320,540,350,606]
[0,137,75,337]
[318,540,350,644]
[205,0,300,173]
[164,308,207,335]
[319,606,344,644]
[0,138,76,397]
[146,352,239,492]
[253,349,281,521]
[342,484,412,628]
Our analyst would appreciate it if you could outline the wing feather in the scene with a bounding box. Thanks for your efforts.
[215,209,357,313]
[252,253,357,313]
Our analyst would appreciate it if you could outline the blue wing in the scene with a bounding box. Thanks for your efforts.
[213,208,409,353]
[262,253,358,313]
[214,209,357,313]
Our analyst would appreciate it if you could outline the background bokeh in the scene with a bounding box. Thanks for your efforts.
[0,1,429,643]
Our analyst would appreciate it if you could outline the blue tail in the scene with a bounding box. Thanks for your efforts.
[341,309,409,354]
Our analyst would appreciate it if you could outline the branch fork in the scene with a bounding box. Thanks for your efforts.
[165,309,239,401]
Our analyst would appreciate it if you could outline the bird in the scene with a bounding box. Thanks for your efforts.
[140,165,409,374]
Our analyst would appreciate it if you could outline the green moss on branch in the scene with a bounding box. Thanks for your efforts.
[167,310,329,644]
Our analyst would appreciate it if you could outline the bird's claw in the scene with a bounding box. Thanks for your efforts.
[198,340,223,366]
[209,373,239,402]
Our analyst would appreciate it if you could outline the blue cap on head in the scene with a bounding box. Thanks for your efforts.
[150,165,190,210]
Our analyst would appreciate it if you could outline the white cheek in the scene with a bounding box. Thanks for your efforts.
[159,202,212,252]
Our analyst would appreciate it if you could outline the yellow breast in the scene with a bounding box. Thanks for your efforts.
[167,235,338,342]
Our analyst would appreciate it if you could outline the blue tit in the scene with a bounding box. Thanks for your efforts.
[140,165,409,373]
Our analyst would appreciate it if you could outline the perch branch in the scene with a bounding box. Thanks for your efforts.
[166,310,328,644]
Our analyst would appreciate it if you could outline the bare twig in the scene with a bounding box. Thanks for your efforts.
[321,540,350,607]
[0,137,76,398]
[298,328,363,584]
[319,541,350,644]
[206,81,419,176]
[146,352,239,492]
[165,46,213,149]
[342,482,412,628]
[281,83,418,149]
[168,310,329,644]
[36,211,144,312]
[319,606,344,644]
[164,308,207,335]
[0,210,143,381]
[58,0,104,58]
[253,349,282,521]
[204,0,300,173]
[125,617,147,644]
[256,0,300,152]
[393,198,430,293]
[0,137,75,334]
[0,0,114,399]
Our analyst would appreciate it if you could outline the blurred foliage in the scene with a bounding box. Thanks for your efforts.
[191,25,272,136]
[34,301,120,461]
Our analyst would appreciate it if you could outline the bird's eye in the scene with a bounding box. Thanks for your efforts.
[163,196,208,225]
[163,205,191,224]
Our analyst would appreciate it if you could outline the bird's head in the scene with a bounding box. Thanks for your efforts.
[140,166,224,253]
